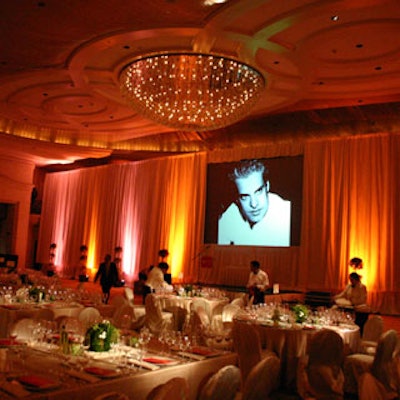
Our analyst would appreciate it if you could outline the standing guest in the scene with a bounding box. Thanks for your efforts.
[246,260,269,305]
[113,246,124,286]
[94,254,118,304]
[77,255,88,282]
[334,269,369,334]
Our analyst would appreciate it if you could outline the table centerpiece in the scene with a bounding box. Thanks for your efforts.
[85,320,119,352]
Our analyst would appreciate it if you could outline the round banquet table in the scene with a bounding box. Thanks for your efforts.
[233,318,360,390]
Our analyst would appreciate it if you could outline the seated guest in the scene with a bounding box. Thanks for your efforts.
[143,262,172,303]
[246,260,269,305]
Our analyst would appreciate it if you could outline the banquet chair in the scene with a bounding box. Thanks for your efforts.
[146,377,189,400]
[197,365,241,400]
[57,316,85,335]
[232,322,276,387]
[110,294,128,308]
[144,294,174,334]
[359,314,384,355]
[297,329,345,400]
[191,306,211,346]
[241,354,281,400]
[112,304,136,329]
[222,303,241,323]
[123,286,146,319]
[231,295,246,308]
[124,287,135,305]
[358,372,397,400]
[191,298,211,319]
[9,318,36,342]
[78,307,101,330]
[343,329,399,396]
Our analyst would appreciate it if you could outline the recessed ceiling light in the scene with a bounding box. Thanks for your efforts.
[331,15,339,21]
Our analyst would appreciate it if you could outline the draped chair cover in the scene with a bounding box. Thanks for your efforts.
[358,372,399,400]
[57,316,85,335]
[370,330,400,394]
[197,365,241,400]
[145,294,173,334]
[9,318,36,342]
[124,287,135,306]
[221,304,241,323]
[110,295,128,308]
[78,307,101,330]
[230,296,246,308]
[112,304,136,329]
[297,329,345,400]
[344,329,400,395]
[191,306,211,346]
[360,315,384,355]
[232,321,276,387]
[146,377,189,400]
[241,354,281,400]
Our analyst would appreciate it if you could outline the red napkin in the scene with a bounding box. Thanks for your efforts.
[0,338,22,346]
[190,347,214,356]
[143,357,173,364]
[84,367,116,376]
[18,374,56,388]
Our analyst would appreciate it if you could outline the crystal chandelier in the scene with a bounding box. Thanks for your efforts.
[119,53,265,131]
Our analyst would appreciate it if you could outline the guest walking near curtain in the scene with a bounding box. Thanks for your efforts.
[94,254,118,304]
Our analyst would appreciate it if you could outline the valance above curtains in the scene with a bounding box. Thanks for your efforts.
[38,132,400,314]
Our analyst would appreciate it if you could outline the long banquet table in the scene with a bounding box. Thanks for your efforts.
[233,315,360,390]
[0,342,237,400]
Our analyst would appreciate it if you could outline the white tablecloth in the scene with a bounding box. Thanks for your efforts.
[0,302,83,337]
[0,345,237,400]
[234,318,360,389]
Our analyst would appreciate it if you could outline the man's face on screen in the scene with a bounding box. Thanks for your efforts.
[235,171,269,226]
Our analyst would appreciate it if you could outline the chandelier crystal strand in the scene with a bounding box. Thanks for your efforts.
[119,53,265,131]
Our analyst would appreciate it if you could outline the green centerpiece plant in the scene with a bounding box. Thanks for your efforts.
[85,321,119,352]
[292,304,310,324]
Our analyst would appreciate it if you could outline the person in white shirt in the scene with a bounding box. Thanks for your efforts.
[143,262,173,301]
[218,159,291,246]
[334,271,367,308]
[246,260,269,304]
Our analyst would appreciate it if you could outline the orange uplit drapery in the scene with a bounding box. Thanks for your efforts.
[37,132,400,314]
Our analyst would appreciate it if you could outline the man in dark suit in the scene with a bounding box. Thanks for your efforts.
[94,254,119,304]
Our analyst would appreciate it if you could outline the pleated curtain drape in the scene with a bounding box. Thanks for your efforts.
[37,132,400,314]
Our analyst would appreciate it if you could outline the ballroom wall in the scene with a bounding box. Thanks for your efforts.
[34,132,400,314]
[0,154,35,268]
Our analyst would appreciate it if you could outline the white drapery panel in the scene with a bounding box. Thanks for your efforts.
[38,133,400,314]
[38,153,207,282]
[299,133,400,313]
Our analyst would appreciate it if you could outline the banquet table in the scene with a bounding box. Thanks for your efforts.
[0,342,237,400]
[233,316,360,390]
[0,302,83,337]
